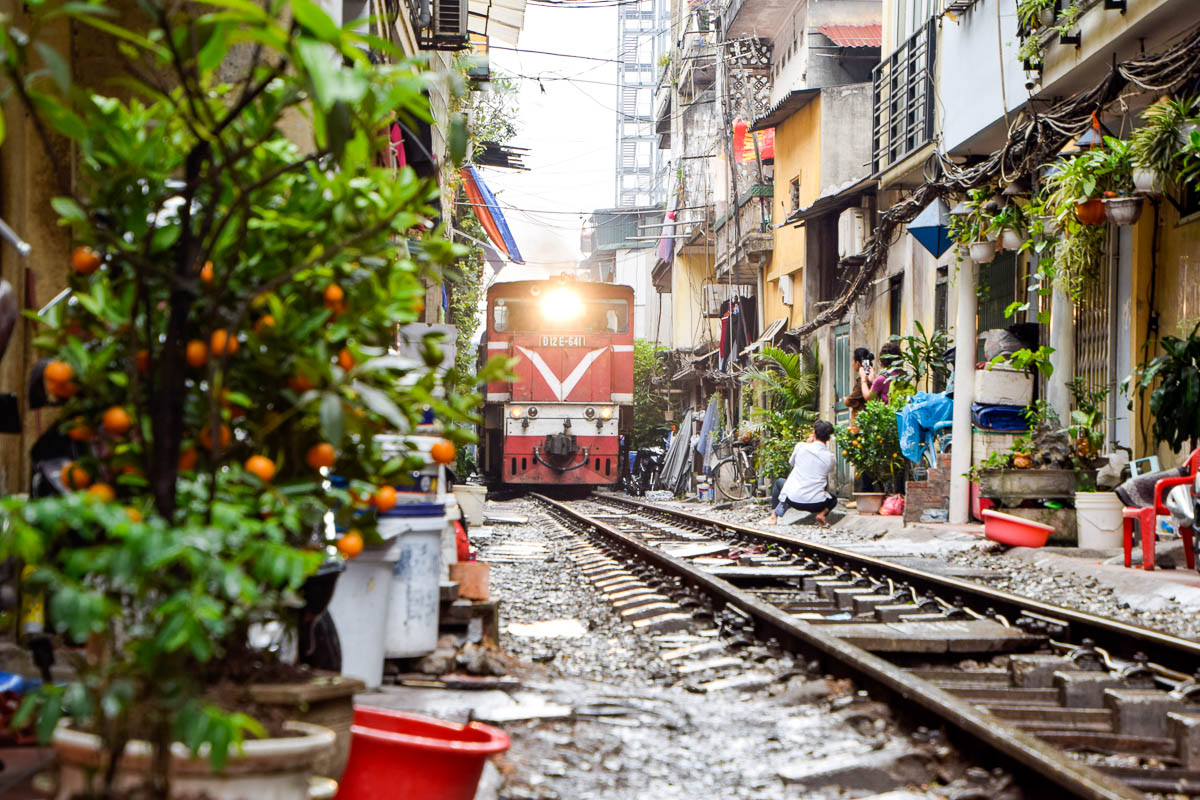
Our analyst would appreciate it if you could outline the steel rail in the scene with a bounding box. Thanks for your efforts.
[535,493,1146,800]
[598,494,1200,678]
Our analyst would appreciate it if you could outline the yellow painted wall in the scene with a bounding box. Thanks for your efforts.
[670,249,717,348]
[767,96,822,330]
[1128,204,1200,467]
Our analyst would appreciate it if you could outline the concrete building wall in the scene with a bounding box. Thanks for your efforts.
[670,250,718,348]
[816,83,873,194]
[767,96,822,330]
[937,0,1027,156]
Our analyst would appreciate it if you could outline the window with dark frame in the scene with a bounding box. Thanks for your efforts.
[888,274,903,337]
[790,176,800,213]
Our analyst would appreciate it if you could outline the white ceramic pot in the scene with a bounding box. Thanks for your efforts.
[854,492,886,515]
[998,228,1027,251]
[1176,120,1200,145]
[1075,491,1125,549]
[53,720,335,800]
[968,240,996,264]
[1102,196,1144,226]
[1132,167,1164,196]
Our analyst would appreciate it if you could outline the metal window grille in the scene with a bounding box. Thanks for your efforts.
[1074,229,1115,424]
[871,17,935,174]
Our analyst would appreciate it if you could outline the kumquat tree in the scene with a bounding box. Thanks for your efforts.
[0,0,509,795]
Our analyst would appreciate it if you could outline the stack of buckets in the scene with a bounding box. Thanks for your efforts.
[326,434,452,689]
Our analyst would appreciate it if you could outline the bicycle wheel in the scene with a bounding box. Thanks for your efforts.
[713,458,750,501]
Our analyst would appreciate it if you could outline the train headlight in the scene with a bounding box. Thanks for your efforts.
[584,407,596,420]
[540,286,583,322]
[599,406,614,420]
[527,406,539,418]
[509,406,523,419]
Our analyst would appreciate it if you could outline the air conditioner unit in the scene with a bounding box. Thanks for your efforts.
[415,0,468,50]
[779,274,793,306]
[837,208,866,259]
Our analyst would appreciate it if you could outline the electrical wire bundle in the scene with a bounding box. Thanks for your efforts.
[786,22,1200,343]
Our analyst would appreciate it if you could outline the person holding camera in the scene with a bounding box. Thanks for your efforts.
[843,347,875,427]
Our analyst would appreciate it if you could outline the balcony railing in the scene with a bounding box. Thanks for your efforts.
[715,187,772,283]
[871,18,935,174]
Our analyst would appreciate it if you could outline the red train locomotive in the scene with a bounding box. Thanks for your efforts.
[479,276,633,487]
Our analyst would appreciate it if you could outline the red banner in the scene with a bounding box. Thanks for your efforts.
[733,120,774,163]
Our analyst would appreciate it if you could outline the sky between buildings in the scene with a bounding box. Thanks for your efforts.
[482,5,620,278]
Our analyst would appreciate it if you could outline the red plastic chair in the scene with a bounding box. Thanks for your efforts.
[1123,449,1199,570]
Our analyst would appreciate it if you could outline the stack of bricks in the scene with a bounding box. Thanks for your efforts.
[903,452,953,524]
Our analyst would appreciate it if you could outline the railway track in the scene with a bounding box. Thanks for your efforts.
[532,492,1200,799]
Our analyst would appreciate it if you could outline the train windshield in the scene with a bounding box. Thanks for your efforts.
[493,297,629,334]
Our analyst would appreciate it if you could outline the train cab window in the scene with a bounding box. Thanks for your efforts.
[492,298,629,334]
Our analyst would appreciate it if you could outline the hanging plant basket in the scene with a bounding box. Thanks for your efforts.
[999,228,1028,251]
[1132,167,1164,196]
[1102,196,1144,226]
[969,240,997,264]
[1075,198,1107,226]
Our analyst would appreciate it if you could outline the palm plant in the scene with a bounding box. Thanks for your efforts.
[743,346,820,481]
[890,321,951,393]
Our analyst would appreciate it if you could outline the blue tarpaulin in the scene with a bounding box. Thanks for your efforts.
[898,392,954,464]
[461,165,525,264]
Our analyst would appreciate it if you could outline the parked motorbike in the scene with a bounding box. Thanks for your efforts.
[1164,475,1200,572]
[624,446,665,496]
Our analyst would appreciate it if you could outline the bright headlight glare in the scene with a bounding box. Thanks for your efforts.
[510,406,523,419]
[540,287,583,322]
[599,406,614,419]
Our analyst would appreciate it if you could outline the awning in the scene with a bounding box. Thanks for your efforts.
[469,0,526,46]
[461,165,524,264]
[786,174,875,225]
[816,23,882,48]
[740,317,787,357]
[750,90,818,132]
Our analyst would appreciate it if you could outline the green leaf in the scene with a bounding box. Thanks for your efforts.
[320,391,344,445]
[34,42,70,93]
[447,113,467,166]
[28,93,87,141]
[352,380,407,430]
[291,0,342,42]
[50,196,86,222]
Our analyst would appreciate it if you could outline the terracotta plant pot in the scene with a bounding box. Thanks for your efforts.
[1102,196,1144,226]
[853,492,885,515]
[449,561,491,600]
[52,720,336,800]
[998,228,1027,251]
[1075,198,1107,226]
[249,674,366,782]
[1133,167,1164,196]
[1012,453,1033,469]
[968,240,996,264]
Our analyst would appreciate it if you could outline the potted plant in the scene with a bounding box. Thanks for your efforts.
[1017,0,1058,32]
[1094,138,1143,225]
[1011,436,1035,469]
[1056,0,1083,46]
[988,202,1029,251]
[949,188,997,264]
[1129,321,1200,454]
[835,399,905,514]
[0,2,506,798]
[1129,95,1200,194]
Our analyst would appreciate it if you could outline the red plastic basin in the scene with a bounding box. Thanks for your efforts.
[334,707,510,800]
[981,509,1053,548]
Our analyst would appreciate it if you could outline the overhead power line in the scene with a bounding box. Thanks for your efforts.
[487,45,624,62]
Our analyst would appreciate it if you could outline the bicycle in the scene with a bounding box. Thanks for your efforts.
[712,436,757,501]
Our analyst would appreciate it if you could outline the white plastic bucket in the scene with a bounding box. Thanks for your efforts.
[379,512,447,659]
[453,485,487,527]
[1075,491,1125,549]
[327,547,395,688]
